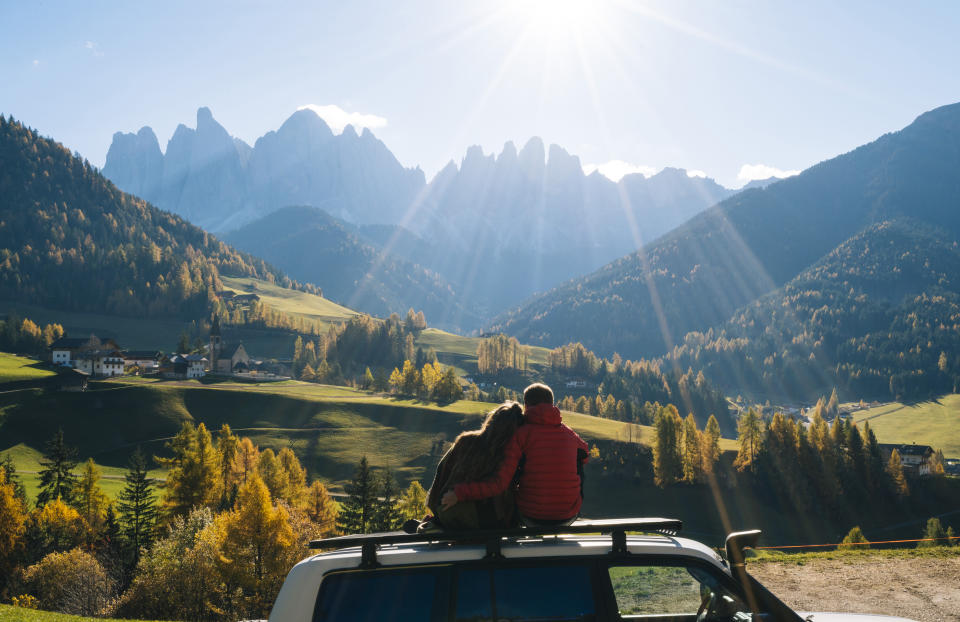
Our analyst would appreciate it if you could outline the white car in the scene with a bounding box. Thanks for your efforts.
[269,517,917,622]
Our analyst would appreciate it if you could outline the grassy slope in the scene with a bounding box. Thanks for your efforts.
[0,378,668,494]
[0,605,161,622]
[853,395,960,458]
[0,353,56,383]
[219,276,357,324]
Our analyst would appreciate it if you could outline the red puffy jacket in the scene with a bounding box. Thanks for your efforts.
[454,403,588,521]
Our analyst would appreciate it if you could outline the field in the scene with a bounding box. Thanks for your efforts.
[0,606,161,622]
[219,276,357,325]
[0,353,56,383]
[751,547,960,621]
[0,443,166,502]
[0,377,655,497]
[853,395,960,458]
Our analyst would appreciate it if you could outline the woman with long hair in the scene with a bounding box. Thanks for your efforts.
[424,401,524,530]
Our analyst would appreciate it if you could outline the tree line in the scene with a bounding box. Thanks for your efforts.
[0,313,64,357]
[0,423,425,620]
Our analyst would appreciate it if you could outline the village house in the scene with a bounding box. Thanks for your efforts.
[74,349,125,377]
[166,354,208,379]
[565,379,587,389]
[50,336,120,367]
[879,443,935,476]
[122,350,162,373]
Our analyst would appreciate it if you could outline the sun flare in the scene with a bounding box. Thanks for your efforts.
[504,0,605,41]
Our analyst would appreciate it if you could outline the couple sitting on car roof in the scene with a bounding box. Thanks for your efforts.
[424,382,588,530]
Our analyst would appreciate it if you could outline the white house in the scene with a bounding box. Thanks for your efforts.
[50,336,119,366]
[74,350,125,377]
[122,350,161,372]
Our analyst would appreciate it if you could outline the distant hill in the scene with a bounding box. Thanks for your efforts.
[223,206,480,329]
[0,115,286,321]
[493,102,960,400]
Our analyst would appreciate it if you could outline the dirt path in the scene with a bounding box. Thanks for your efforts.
[751,556,960,621]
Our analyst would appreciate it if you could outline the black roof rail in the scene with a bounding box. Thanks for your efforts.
[309,517,682,556]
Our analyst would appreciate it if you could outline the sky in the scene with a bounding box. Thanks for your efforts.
[3,0,960,188]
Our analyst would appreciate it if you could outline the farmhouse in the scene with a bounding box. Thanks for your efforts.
[122,350,162,373]
[166,354,208,379]
[50,335,120,366]
[879,443,935,476]
[74,349,125,377]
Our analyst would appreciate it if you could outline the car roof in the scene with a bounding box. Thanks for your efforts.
[297,532,725,574]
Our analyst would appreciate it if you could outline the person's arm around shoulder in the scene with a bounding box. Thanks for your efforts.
[442,431,523,509]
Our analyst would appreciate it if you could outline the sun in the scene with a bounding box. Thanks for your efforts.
[504,0,604,42]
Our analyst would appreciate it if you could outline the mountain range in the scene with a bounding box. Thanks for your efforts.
[103,107,425,233]
[103,108,736,320]
[493,102,960,400]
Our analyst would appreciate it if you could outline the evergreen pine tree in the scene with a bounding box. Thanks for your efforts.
[372,468,401,532]
[337,456,376,534]
[117,447,157,568]
[36,428,79,507]
[0,454,26,504]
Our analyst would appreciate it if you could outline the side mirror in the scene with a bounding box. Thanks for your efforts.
[725,529,761,570]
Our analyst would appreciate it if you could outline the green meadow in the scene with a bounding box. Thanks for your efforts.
[0,605,162,622]
[852,395,960,458]
[0,377,661,497]
[0,353,56,383]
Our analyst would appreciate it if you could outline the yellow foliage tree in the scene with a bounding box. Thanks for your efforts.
[157,422,221,516]
[0,473,27,575]
[396,481,428,522]
[75,458,109,532]
[220,475,294,617]
[305,480,339,536]
[277,447,307,506]
[231,437,260,487]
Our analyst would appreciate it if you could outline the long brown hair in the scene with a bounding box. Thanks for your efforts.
[446,401,523,483]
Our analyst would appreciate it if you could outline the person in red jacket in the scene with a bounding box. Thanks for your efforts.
[441,383,588,525]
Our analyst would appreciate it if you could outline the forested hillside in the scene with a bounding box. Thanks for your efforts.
[0,116,292,321]
[493,102,960,400]
[224,206,479,329]
[669,220,960,400]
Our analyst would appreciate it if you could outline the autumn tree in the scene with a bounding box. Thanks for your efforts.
[304,481,339,536]
[700,414,722,475]
[919,517,947,548]
[230,437,260,486]
[652,405,682,487]
[216,424,240,506]
[734,409,764,472]
[37,428,79,507]
[0,471,27,588]
[74,459,109,533]
[681,414,702,483]
[397,481,428,523]
[220,475,294,617]
[156,421,221,516]
[277,447,307,506]
[887,449,909,496]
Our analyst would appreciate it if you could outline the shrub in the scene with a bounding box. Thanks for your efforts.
[919,517,947,548]
[839,526,870,550]
[22,548,114,616]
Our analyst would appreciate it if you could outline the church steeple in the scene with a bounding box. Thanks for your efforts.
[210,316,222,369]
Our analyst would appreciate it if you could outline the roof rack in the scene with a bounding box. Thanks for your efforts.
[309,517,682,568]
